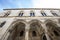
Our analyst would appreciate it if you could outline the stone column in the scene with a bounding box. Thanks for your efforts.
[4,32,10,40]
[41,23,51,40]
[25,24,30,40]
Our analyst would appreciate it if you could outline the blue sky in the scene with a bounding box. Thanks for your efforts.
[0,0,33,11]
[0,0,60,11]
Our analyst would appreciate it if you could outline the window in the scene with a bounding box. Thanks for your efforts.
[32,31,37,36]
[43,34,47,40]
[4,13,10,17]
[30,12,35,16]
[20,31,24,37]
[52,13,58,16]
[19,13,24,16]
[41,12,47,16]
[53,30,59,36]
[4,11,10,17]
[0,21,6,27]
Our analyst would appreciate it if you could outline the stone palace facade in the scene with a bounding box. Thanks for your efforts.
[0,8,60,40]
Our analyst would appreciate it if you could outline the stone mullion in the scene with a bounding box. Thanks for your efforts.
[25,24,30,40]
[41,23,51,40]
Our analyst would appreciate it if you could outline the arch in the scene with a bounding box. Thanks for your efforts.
[29,19,44,40]
[42,34,47,40]
[45,19,58,28]
[44,19,56,24]
[29,19,43,34]
[7,19,26,40]
[45,19,60,40]
[28,19,42,25]
[9,19,27,30]
[11,19,26,25]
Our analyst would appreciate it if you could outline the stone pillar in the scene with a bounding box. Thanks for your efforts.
[0,32,10,40]
[4,32,10,40]
[25,24,30,40]
[41,23,51,40]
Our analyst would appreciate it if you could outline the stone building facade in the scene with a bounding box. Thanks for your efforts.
[0,8,60,40]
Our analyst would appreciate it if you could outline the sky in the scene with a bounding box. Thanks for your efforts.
[0,0,60,11]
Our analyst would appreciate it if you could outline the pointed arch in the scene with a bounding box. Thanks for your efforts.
[45,19,60,40]
[7,19,27,40]
[29,19,44,40]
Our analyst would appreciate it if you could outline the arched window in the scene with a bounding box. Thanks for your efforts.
[41,10,47,16]
[43,34,47,40]
[32,31,37,37]
[4,13,10,17]
[4,11,10,17]
[50,10,58,16]
[46,21,60,37]
[20,31,24,37]
[30,12,35,16]
[30,11,35,16]
[18,11,24,16]
[41,12,47,16]
[0,21,6,27]
[53,30,59,36]
[52,13,58,16]
[19,13,24,16]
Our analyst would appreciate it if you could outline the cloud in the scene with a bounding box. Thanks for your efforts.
[1,0,60,11]
[32,0,60,8]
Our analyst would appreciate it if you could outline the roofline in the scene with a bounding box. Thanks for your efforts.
[3,8,60,10]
